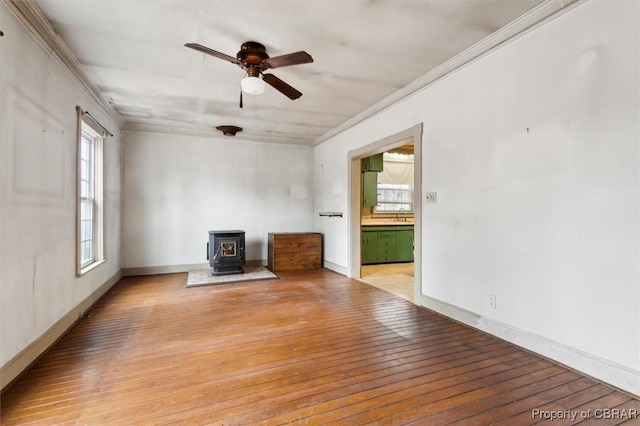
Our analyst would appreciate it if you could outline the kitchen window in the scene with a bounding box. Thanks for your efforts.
[373,152,414,213]
[375,183,413,212]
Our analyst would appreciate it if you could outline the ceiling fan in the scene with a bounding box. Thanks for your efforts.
[185,41,313,107]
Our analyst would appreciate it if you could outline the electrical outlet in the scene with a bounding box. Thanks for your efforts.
[425,192,437,203]
[488,294,496,309]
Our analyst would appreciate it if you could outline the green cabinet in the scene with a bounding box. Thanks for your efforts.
[361,154,383,206]
[361,225,414,264]
[361,229,378,264]
[376,229,396,262]
[362,171,378,206]
[362,153,384,172]
[395,228,414,262]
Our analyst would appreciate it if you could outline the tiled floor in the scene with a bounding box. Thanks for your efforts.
[359,262,414,302]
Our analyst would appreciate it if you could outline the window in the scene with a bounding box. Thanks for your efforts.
[373,152,414,213]
[375,183,414,212]
[77,109,105,275]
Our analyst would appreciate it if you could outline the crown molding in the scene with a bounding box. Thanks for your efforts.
[3,0,125,128]
[313,0,582,146]
[4,0,582,145]
[123,122,312,146]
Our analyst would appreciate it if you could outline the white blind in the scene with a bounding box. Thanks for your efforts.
[378,160,413,186]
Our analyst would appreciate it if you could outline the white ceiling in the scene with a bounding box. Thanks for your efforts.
[28,0,550,145]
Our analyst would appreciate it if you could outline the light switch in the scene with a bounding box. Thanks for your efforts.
[425,192,437,203]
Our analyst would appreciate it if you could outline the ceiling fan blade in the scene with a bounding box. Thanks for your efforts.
[262,73,303,100]
[264,51,313,69]
[184,43,240,65]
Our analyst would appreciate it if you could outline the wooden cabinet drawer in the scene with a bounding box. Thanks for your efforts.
[377,231,396,240]
[377,245,395,262]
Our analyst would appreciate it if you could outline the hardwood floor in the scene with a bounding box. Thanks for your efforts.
[2,269,638,425]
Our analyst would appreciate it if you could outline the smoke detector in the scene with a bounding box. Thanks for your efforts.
[216,125,243,137]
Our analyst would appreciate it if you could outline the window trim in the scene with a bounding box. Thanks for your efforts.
[76,107,107,276]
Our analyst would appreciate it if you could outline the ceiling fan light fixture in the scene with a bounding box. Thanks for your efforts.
[216,125,243,137]
[241,76,265,95]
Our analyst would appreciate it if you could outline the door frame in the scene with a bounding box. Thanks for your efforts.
[348,123,423,303]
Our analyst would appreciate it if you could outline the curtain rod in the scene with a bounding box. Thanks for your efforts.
[84,111,114,137]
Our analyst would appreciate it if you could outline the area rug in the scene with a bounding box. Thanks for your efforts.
[186,265,278,288]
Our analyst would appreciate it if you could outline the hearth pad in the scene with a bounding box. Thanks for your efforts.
[186,265,278,288]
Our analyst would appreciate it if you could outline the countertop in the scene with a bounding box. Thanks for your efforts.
[361,220,414,227]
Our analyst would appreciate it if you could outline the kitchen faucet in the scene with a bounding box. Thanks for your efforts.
[396,207,407,222]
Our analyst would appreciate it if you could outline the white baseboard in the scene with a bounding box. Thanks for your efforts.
[122,260,266,277]
[416,294,640,397]
[122,263,208,276]
[323,260,348,276]
[1,270,122,391]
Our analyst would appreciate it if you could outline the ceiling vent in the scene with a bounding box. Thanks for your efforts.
[216,125,243,137]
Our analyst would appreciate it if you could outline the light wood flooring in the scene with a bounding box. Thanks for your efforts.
[360,262,414,303]
[2,269,638,425]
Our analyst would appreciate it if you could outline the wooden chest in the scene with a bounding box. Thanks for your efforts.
[267,233,322,272]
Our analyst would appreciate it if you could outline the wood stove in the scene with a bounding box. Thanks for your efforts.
[208,230,245,276]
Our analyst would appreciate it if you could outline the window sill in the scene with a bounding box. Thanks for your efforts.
[78,258,107,276]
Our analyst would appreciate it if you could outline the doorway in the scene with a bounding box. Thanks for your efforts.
[360,146,415,301]
[348,124,423,304]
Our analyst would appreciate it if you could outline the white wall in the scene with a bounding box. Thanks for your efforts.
[2,0,637,397]
[0,2,123,377]
[314,1,639,395]
[122,131,314,269]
